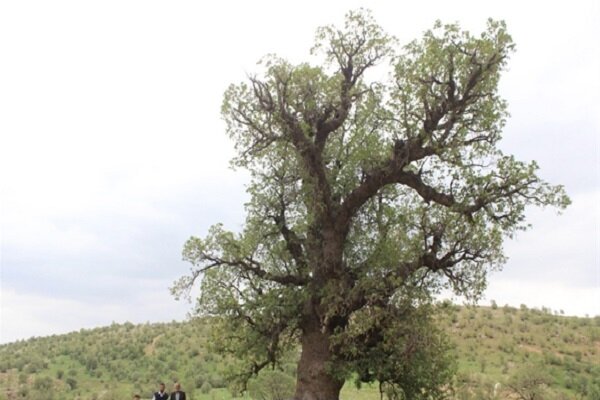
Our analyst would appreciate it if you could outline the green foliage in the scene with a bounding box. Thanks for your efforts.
[0,319,220,399]
[173,9,568,399]
[66,377,78,390]
[333,300,456,399]
[248,370,295,400]
[200,381,212,394]
[0,307,598,399]
[504,365,551,399]
[32,376,53,391]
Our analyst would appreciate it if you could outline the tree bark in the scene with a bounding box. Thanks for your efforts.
[294,315,344,400]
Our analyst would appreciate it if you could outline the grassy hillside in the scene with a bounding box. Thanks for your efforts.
[1,304,599,400]
[440,303,600,399]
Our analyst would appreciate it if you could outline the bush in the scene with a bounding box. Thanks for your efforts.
[209,373,225,388]
[588,383,600,400]
[66,377,78,390]
[33,376,53,391]
[248,370,295,400]
[17,387,29,398]
[504,366,551,400]
[200,381,212,394]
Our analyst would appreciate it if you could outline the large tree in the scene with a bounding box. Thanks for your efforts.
[173,10,569,400]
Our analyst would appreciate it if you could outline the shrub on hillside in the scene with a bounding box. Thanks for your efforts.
[200,381,212,394]
[504,366,552,400]
[248,370,295,400]
[32,376,52,391]
[66,377,77,390]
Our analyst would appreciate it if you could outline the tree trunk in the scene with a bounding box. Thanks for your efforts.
[294,317,344,400]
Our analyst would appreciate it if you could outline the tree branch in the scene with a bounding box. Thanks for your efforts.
[272,192,308,271]
[337,141,436,234]
[201,255,309,287]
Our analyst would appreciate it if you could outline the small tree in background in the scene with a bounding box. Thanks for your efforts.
[248,370,296,400]
[505,367,552,400]
[173,9,569,400]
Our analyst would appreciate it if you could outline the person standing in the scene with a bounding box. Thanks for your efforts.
[170,382,186,400]
[153,383,169,400]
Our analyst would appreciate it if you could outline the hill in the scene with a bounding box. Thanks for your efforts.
[1,304,599,399]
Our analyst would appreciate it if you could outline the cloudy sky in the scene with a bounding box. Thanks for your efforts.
[1,0,598,344]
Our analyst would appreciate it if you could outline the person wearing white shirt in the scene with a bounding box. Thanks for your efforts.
[153,383,169,400]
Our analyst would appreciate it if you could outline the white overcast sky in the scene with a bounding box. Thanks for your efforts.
[1,0,599,344]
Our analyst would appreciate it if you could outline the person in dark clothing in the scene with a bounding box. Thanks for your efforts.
[170,382,186,400]
[153,383,169,400]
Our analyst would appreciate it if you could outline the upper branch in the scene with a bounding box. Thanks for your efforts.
[314,75,352,151]
[272,192,308,271]
[247,70,336,218]
[202,255,309,287]
[337,140,435,234]
[312,9,393,151]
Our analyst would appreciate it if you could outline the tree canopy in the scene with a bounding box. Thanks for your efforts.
[173,10,569,400]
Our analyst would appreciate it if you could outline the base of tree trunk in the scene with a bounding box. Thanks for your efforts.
[294,325,344,400]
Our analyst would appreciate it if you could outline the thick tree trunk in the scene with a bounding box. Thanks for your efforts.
[294,317,344,400]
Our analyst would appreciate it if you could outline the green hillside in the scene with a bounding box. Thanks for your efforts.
[1,304,599,400]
